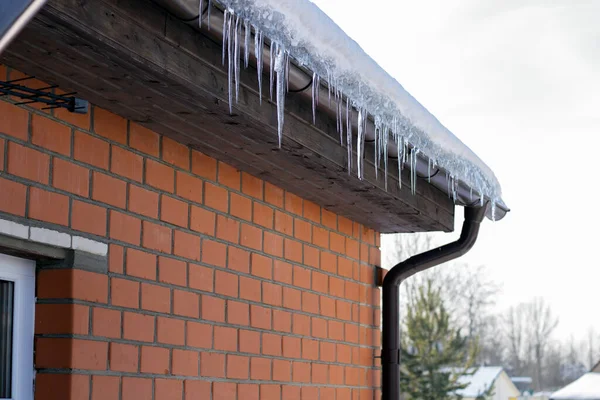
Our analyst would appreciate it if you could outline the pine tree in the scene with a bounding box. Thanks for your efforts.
[399,278,478,400]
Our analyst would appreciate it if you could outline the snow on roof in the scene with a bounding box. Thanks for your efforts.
[551,373,600,400]
[454,367,504,398]
[512,377,534,383]
[216,0,504,214]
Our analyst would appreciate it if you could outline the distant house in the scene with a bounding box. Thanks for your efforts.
[511,377,533,394]
[454,367,521,400]
[550,372,600,400]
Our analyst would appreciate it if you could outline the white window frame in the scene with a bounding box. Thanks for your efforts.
[0,253,35,400]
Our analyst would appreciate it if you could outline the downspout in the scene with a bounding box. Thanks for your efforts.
[381,205,488,400]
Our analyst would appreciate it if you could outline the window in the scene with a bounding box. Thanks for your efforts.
[0,254,35,400]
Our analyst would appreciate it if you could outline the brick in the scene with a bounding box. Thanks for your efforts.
[200,352,225,377]
[328,321,343,343]
[205,182,228,212]
[176,171,203,203]
[155,379,182,400]
[337,216,353,236]
[331,277,346,298]
[262,333,282,356]
[360,264,374,285]
[92,308,121,338]
[284,192,303,215]
[28,187,69,226]
[52,158,89,197]
[191,150,217,180]
[338,256,353,278]
[301,338,318,361]
[158,256,186,286]
[312,271,329,294]
[302,246,319,269]
[8,142,49,183]
[263,231,283,257]
[273,260,292,284]
[109,343,138,372]
[346,237,359,260]
[250,305,271,330]
[345,366,360,386]
[320,341,336,362]
[0,101,28,140]
[172,349,199,376]
[31,113,71,155]
[213,270,237,298]
[249,358,271,382]
[93,172,127,208]
[321,251,337,274]
[186,321,213,349]
[35,374,90,400]
[273,359,291,382]
[292,361,310,383]
[312,226,329,249]
[240,223,262,250]
[213,325,238,351]
[216,215,240,243]
[273,310,291,333]
[230,192,252,221]
[94,108,127,144]
[156,317,184,346]
[330,365,344,385]
[282,287,301,311]
[129,184,159,218]
[312,363,328,384]
[293,265,311,290]
[122,377,152,400]
[215,382,237,400]
[330,231,346,254]
[321,209,337,229]
[294,219,311,242]
[240,173,262,199]
[284,238,302,263]
[239,276,261,302]
[228,246,250,273]
[73,131,109,169]
[303,201,320,223]
[140,346,169,374]
[141,283,170,313]
[336,344,351,364]
[239,329,260,354]
[228,300,250,326]
[190,205,215,235]
[162,137,189,169]
[262,282,282,306]
[302,292,319,315]
[142,220,171,253]
[312,317,328,339]
[0,177,26,216]
[161,195,188,227]
[37,269,108,303]
[282,386,301,400]
[360,243,369,263]
[173,289,200,318]
[111,146,143,182]
[202,239,226,267]
[126,248,157,280]
[146,159,175,192]
[123,312,154,342]
[35,303,89,335]
[201,295,225,322]
[282,336,301,359]
[185,381,211,400]
[239,384,259,400]
[345,323,359,344]
[262,182,282,207]
[216,162,239,190]
[129,122,159,156]
[173,230,200,261]
[226,355,249,379]
[91,375,119,400]
[0,138,4,171]
[71,200,106,236]
[253,204,274,232]
[320,296,336,318]
[251,253,272,279]
[110,278,140,308]
[36,337,107,370]
[110,211,141,244]
[188,263,213,292]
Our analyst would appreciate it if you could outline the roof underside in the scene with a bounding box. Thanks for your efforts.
[2,0,465,233]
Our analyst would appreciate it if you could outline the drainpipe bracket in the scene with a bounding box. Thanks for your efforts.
[381,348,401,364]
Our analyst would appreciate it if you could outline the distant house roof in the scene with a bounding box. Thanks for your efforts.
[592,360,600,373]
[512,377,533,383]
[454,366,504,398]
[551,373,600,400]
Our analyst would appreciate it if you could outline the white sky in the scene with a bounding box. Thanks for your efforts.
[311,0,600,340]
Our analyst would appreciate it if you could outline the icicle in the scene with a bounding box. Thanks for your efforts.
[255,30,264,104]
[346,98,352,174]
[338,90,343,145]
[374,123,379,180]
[469,187,473,202]
[285,54,290,93]
[227,13,234,114]
[269,44,276,101]
[327,70,332,107]
[383,126,389,191]
[207,0,212,30]
[427,158,431,182]
[357,108,366,180]
[222,9,229,66]
[199,0,204,28]
[274,45,287,148]
[234,16,241,103]
[491,200,496,221]
[244,20,250,68]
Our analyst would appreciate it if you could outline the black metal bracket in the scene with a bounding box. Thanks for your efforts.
[0,76,88,114]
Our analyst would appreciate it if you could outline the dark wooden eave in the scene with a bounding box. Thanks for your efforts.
[1,0,454,233]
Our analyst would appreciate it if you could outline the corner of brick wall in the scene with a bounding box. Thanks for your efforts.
[0,64,382,400]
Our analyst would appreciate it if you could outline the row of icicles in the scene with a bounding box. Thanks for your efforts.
[201,1,488,210]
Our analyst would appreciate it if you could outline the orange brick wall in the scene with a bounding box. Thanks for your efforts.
[0,65,382,400]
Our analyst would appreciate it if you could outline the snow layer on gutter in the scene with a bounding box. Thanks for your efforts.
[212,0,504,214]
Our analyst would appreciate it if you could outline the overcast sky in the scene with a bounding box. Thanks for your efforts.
[312,0,600,340]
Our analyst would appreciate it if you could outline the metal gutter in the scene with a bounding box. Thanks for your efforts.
[0,0,48,54]
[381,205,487,400]
[152,0,509,221]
